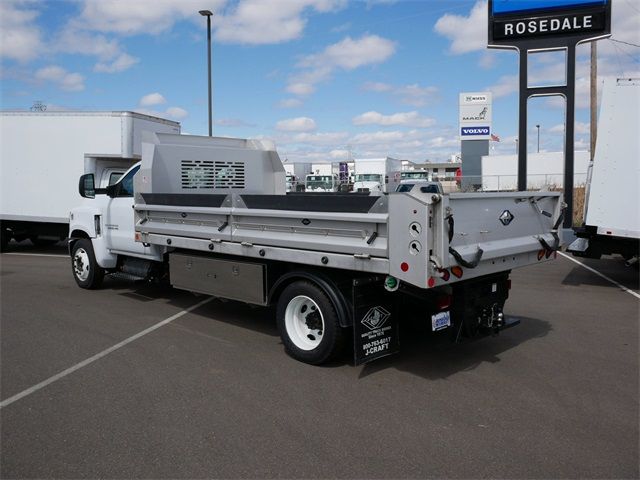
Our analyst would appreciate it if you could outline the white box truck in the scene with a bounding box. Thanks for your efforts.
[568,78,640,265]
[353,157,403,193]
[0,111,180,249]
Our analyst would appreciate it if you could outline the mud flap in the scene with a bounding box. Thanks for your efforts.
[352,277,400,365]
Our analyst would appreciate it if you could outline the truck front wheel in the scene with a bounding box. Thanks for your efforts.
[276,281,345,365]
[71,239,104,289]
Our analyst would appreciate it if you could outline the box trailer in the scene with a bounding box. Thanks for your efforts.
[568,78,640,265]
[68,133,563,366]
[0,111,180,248]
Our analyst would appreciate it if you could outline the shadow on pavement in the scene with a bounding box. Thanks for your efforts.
[561,256,639,292]
[359,316,551,380]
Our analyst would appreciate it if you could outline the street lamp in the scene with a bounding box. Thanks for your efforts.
[536,124,540,153]
[199,9,213,136]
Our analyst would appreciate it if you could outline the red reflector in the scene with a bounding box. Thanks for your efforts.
[507,279,512,290]
[437,295,451,310]
[427,277,435,288]
[537,249,545,261]
[401,262,409,272]
[451,266,463,278]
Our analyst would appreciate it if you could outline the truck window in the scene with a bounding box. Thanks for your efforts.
[117,166,140,197]
[108,172,123,185]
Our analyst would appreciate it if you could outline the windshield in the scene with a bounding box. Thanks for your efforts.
[402,171,430,180]
[306,175,334,190]
[355,174,382,183]
[396,183,414,193]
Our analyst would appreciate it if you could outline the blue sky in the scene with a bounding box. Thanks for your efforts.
[1,0,638,162]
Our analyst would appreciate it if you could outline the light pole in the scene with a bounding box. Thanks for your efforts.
[199,10,213,136]
[536,124,540,153]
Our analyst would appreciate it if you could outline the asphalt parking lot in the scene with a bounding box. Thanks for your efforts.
[1,241,638,479]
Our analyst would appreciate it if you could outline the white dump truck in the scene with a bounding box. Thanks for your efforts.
[0,111,179,249]
[69,133,563,365]
[568,78,640,265]
[353,157,403,193]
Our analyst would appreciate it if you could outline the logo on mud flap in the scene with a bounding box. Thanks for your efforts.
[361,306,391,331]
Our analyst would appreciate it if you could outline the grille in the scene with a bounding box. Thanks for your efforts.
[181,160,245,189]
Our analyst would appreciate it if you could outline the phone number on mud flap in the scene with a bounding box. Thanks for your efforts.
[363,337,391,356]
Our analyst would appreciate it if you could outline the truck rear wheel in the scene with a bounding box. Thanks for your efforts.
[276,281,345,365]
[71,239,104,289]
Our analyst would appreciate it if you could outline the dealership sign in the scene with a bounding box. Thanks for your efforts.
[488,0,611,47]
[459,92,492,141]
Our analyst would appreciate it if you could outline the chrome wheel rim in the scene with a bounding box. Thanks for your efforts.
[73,248,91,282]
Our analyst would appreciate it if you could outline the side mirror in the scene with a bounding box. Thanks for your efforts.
[79,174,95,199]
[105,184,118,198]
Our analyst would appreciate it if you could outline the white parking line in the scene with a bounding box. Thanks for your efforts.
[0,297,214,409]
[559,252,640,300]
[3,253,68,258]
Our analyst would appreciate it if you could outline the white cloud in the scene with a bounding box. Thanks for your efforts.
[362,81,393,93]
[139,92,167,107]
[135,106,188,121]
[276,117,317,132]
[165,107,188,120]
[0,0,43,62]
[362,81,439,107]
[72,0,225,36]
[300,34,396,71]
[291,131,349,145]
[434,0,487,55]
[287,34,396,96]
[278,98,304,108]
[94,53,139,73]
[215,0,346,45]
[549,122,589,135]
[353,111,436,128]
[35,66,85,92]
[486,74,518,99]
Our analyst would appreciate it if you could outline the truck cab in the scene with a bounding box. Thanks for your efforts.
[69,162,164,288]
[305,174,339,192]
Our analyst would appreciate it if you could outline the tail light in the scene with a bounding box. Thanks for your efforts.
[537,249,545,261]
[436,295,452,310]
[451,266,463,278]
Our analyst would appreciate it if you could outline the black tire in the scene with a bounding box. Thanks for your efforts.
[30,236,59,247]
[71,239,104,289]
[276,281,345,365]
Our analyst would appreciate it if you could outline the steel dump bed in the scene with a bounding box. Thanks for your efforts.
[134,133,563,290]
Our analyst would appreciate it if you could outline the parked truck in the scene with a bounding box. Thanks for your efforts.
[568,78,640,265]
[283,162,311,192]
[0,111,180,249]
[69,133,563,365]
[353,157,403,193]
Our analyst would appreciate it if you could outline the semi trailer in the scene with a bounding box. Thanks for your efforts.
[0,111,180,249]
[69,133,563,365]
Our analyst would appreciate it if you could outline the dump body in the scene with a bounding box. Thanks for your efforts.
[134,133,562,290]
